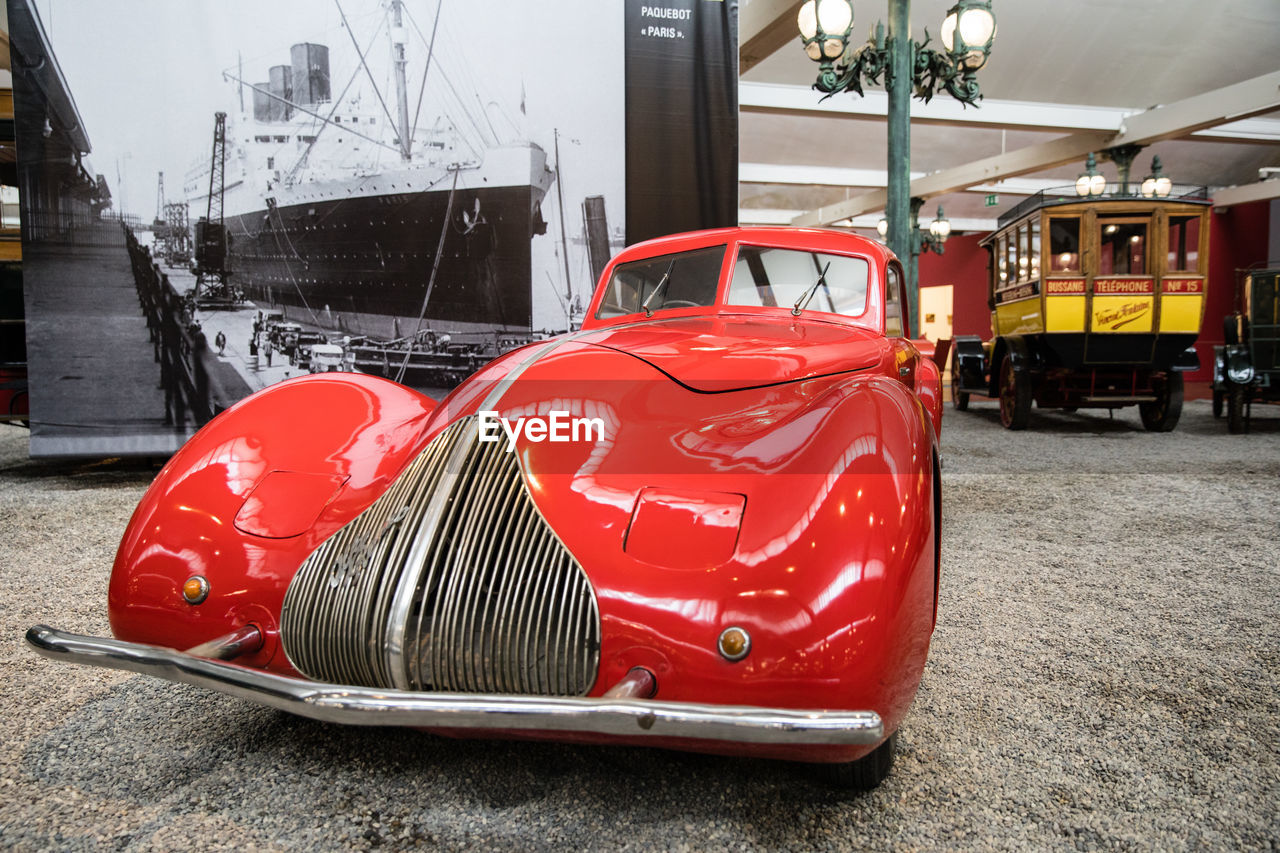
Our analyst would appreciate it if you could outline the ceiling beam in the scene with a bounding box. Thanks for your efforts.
[741,82,1131,132]
[741,207,999,231]
[1111,70,1280,146]
[740,0,799,75]
[1213,178,1280,208]
[793,71,1280,226]
[740,162,1066,195]
[792,131,1113,225]
[741,81,1280,142]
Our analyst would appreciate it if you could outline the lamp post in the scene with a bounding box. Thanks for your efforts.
[799,0,995,333]
[878,199,950,298]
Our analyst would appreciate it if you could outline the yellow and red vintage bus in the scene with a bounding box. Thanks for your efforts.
[952,184,1210,430]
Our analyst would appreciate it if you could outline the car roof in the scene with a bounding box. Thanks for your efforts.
[612,226,898,267]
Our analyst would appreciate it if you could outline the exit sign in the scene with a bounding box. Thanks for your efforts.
[985,194,999,207]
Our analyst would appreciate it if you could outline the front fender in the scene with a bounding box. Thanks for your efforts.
[108,373,436,672]
[495,345,939,749]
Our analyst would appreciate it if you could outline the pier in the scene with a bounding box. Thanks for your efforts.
[24,219,250,457]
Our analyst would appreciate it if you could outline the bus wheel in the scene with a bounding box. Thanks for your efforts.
[1140,373,1183,432]
[998,356,1030,430]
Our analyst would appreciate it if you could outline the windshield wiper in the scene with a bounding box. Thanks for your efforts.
[641,257,678,318]
[792,261,832,316]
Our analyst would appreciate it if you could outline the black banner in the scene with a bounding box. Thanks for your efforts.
[625,0,738,246]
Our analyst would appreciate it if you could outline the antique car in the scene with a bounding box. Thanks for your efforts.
[952,173,1209,430]
[27,227,943,790]
[1212,267,1279,433]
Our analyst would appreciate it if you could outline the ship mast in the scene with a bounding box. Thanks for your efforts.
[391,0,412,161]
[554,128,573,326]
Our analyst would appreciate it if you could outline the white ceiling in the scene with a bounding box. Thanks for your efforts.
[739,0,1280,231]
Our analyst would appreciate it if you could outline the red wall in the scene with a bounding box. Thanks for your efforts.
[919,233,990,339]
[1197,200,1272,381]
[916,203,1274,384]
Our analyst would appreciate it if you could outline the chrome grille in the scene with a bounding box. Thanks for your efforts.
[281,417,600,696]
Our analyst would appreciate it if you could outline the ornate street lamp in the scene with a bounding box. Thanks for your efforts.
[1140,156,1173,198]
[799,0,995,332]
[876,202,948,254]
[1075,152,1106,197]
[927,204,952,243]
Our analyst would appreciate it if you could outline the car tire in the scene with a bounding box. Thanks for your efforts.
[950,357,969,411]
[1227,383,1247,434]
[1139,372,1183,432]
[998,355,1030,430]
[817,731,897,791]
[1212,389,1224,418]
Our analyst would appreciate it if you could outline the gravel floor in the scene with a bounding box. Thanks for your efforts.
[1,400,1278,851]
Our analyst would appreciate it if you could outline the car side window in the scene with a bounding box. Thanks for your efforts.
[885,262,906,337]
[595,246,727,319]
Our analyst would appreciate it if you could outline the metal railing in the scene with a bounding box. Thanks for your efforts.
[22,211,141,247]
[125,225,218,428]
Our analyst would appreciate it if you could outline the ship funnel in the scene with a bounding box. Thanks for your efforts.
[291,43,331,107]
[252,84,271,122]
[268,65,293,121]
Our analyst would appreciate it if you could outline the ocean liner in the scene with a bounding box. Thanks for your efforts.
[184,1,555,340]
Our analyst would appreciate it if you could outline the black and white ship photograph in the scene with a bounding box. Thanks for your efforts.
[9,0,625,457]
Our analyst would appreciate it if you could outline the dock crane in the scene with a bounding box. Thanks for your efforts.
[192,112,242,308]
[153,172,166,231]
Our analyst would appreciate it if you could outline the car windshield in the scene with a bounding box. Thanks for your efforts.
[727,246,869,317]
[595,245,726,319]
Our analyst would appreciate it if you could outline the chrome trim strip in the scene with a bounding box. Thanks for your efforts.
[383,419,477,690]
[27,626,883,746]
[478,337,569,412]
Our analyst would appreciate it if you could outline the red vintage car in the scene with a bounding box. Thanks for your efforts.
[28,227,943,790]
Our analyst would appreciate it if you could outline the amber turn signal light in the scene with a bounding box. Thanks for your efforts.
[717,626,751,661]
[182,576,210,605]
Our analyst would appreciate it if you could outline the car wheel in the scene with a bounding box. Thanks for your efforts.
[950,356,969,411]
[1139,372,1183,432]
[817,731,897,791]
[998,356,1030,430]
[1227,383,1247,434]
[1212,389,1224,418]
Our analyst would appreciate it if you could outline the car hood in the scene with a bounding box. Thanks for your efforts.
[573,314,884,392]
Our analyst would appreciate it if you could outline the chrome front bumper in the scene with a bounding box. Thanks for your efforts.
[26,626,884,746]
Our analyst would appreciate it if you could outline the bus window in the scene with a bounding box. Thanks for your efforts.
[1099,220,1147,276]
[1049,218,1080,273]
[1167,215,1200,272]
[1029,219,1041,279]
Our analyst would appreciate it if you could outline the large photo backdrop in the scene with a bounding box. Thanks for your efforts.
[10,0,644,457]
